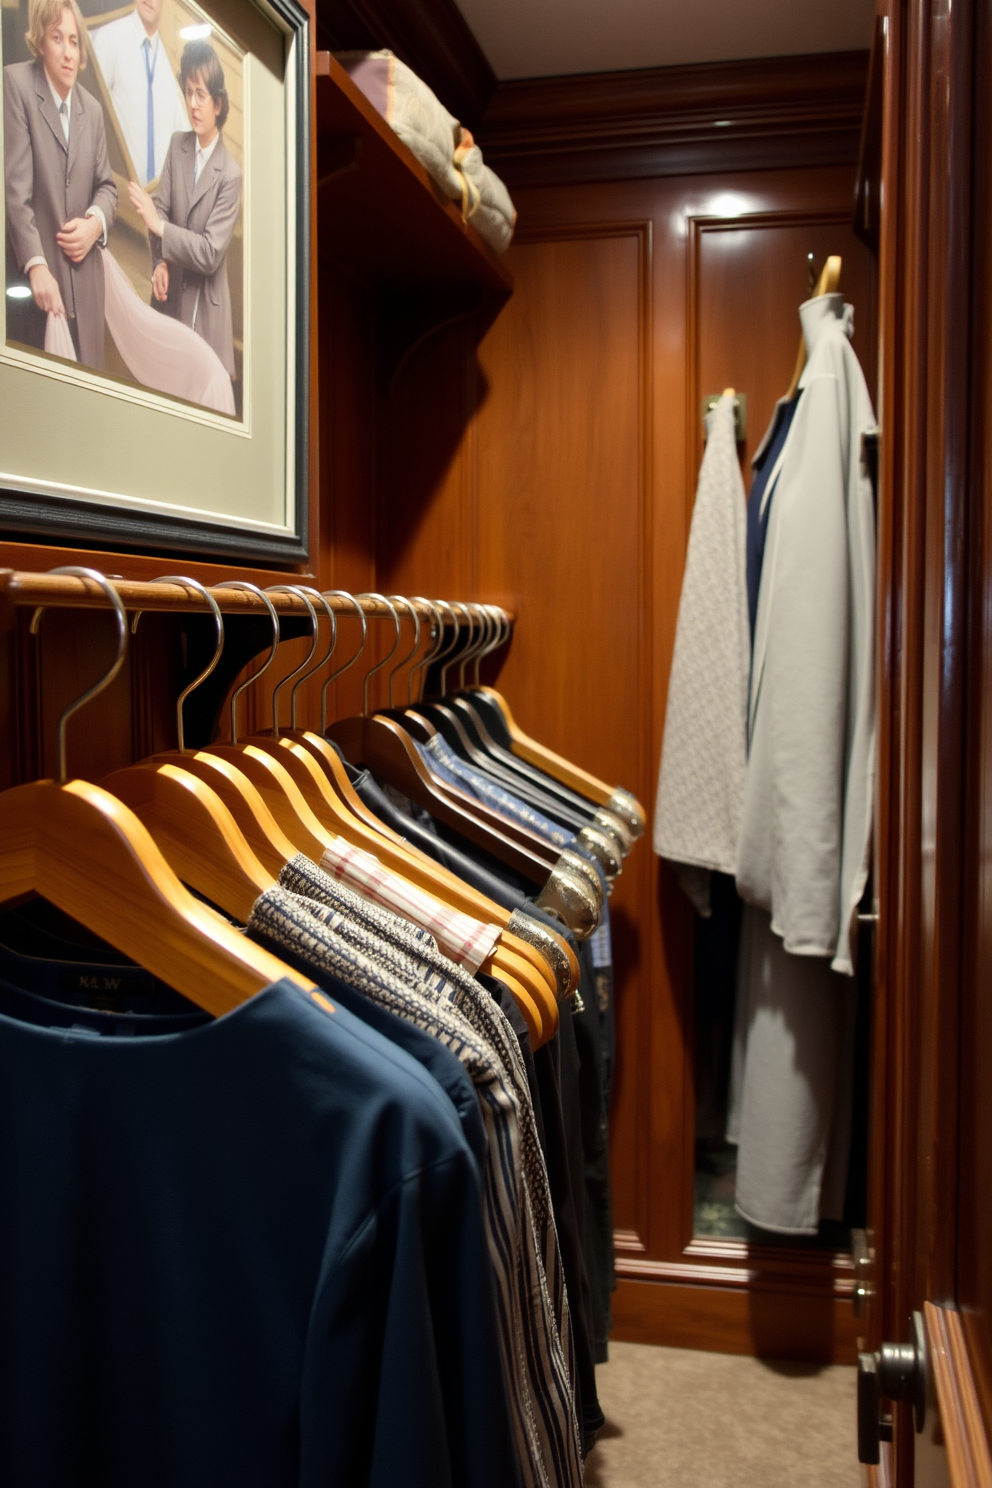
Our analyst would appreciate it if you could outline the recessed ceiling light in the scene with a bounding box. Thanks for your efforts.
[6,285,32,299]
[179,22,212,39]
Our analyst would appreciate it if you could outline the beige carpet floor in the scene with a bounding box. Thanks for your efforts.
[584,1341,862,1487]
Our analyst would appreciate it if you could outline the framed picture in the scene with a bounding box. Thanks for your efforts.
[0,0,309,560]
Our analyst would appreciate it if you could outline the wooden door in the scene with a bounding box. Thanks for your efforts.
[865,0,992,1479]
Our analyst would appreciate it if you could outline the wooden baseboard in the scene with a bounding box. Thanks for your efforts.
[611,1275,858,1364]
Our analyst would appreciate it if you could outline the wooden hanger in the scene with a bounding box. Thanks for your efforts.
[430,603,602,822]
[281,593,581,1009]
[108,581,558,1035]
[204,588,557,1043]
[101,578,278,924]
[464,608,647,840]
[2,568,313,1017]
[785,254,842,399]
[326,595,560,882]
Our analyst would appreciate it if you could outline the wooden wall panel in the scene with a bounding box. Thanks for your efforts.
[474,227,654,1246]
[692,212,878,480]
[378,162,873,1360]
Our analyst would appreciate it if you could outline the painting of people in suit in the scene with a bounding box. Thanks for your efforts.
[2,0,245,418]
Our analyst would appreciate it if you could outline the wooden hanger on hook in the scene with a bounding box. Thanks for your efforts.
[0,567,312,1012]
[785,253,842,399]
[327,598,560,883]
[470,608,647,840]
[102,576,279,923]
[168,587,555,1036]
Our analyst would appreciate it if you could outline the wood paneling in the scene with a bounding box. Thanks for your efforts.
[689,209,877,491]
[958,0,992,1445]
[613,1276,858,1365]
[475,224,655,1248]
[867,0,992,1472]
[376,160,878,1355]
[479,52,870,189]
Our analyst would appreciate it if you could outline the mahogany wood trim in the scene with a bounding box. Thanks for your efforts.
[612,1275,858,1364]
[854,16,886,250]
[864,1443,893,1488]
[925,1304,992,1488]
[613,1227,648,1255]
[314,0,496,130]
[617,1246,854,1298]
[479,51,871,187]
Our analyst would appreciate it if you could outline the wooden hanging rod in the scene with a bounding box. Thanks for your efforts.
[0,571,511,624]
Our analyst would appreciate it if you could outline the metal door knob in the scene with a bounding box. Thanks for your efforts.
[857,1311,926,1463]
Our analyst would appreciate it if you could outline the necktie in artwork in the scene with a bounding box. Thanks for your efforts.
[58,99,69,143]
[142,37,156,183]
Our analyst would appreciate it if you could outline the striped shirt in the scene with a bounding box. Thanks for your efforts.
[317,837,500,973]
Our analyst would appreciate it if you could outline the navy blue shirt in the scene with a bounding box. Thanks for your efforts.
[746,395,800,641]
[0,950,517,1488]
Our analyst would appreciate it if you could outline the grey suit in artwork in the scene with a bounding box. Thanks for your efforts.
[152,130,241,378]
[3,58,117,369]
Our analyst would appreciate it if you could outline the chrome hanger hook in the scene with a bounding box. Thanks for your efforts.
[31,567,128,784]
[475,604,505,684]
[406,597,443,702]
[320,591,367,734]
[431,600,465,697]
[222,581,280,745]
[264,586,318,739]
[385,596,421,707]
[289,588,336,730]
[461,603,491,688]
[132,576,223,755]
[440,602,473,696]
[355,594,400,715]
[488,605,512,667]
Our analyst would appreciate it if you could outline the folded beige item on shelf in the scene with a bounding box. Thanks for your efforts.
[335,51,517,253]
[335,50,462,201]
[454,130,517,254]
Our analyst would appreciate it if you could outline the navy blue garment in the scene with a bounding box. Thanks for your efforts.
[0,953,517,1488]
[746,394,800,640]
[238,930,489,1174]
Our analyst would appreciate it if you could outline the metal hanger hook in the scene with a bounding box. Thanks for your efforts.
[440,602,473,695]
[320,591,367,734]
[406,597,443,702]
[132,576,223,755]
[462,603,492,687]
[476,604,507,683]
[31,567,128,784]
[355,594,400,715]
[423,598,462,699]
[385,596,421,707]
[222,581,280,745]
[264,586,318,738]
[288,588,336,730]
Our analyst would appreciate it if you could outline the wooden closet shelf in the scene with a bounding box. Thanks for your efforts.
[0,571,508,623]
[314,52,514,298]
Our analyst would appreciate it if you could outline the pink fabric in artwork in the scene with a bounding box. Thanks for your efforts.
[44,310,76,360]
[101,250,236,415]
